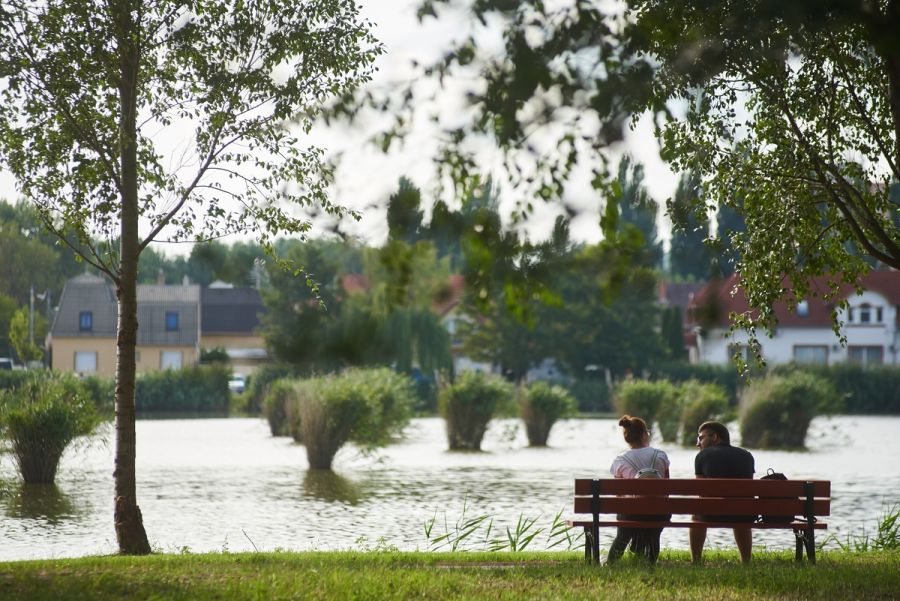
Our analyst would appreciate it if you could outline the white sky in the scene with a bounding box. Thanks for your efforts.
[0,0,679,256]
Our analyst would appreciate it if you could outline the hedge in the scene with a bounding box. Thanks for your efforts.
[135,364,230,412]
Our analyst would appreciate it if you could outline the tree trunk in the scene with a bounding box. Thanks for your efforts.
[113,0,151,555]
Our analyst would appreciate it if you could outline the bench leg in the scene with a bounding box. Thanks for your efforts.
[794,529,804,562]
[804,527,816,564]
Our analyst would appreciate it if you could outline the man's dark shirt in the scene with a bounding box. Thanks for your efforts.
[695,443,754,478]
[695,442,755,522]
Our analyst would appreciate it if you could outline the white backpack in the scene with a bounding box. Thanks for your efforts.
[624,449,662,479]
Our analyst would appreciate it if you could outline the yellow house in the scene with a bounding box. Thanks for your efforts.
[49,273,200,377]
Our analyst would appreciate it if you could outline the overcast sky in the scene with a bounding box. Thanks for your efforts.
[0,0,679,255]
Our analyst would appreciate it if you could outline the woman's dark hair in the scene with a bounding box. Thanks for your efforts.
[618,415,649,445]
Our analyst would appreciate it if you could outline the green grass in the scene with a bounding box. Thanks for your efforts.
[1,550,898,600]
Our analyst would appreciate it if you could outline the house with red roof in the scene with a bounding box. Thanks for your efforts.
[686,270,900,366]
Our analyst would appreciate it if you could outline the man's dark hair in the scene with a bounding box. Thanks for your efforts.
[698,421,730,444]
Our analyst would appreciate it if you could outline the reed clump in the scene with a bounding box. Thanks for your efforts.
[0,371,104,484]
[439,372,514,451]
[518,381,576,447]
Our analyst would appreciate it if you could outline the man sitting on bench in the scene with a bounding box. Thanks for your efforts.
[690,421,755,564]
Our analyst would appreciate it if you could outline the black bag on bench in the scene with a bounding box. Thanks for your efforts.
[758,468,794,523]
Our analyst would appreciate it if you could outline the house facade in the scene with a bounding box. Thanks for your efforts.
[200,284,267,375]
[687,270,900,366]
[49,274,265,376]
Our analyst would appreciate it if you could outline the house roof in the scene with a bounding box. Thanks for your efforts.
[200,287,265,334]
[51,273,118,337]
[657,280,705,309]
[687,270,900,328]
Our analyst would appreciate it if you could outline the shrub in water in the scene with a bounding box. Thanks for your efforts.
[298,368,415,470]
[612,379,670,431]
[519,382,576,447]
[0,371,104,484]
[263,378,297,437]
[643,380,680,442]
[678,380,732,446]
[439,371,514,451]
[244,363,304,415]
[740,370,843,449]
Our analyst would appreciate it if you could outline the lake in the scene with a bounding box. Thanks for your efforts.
[1,415,898,561]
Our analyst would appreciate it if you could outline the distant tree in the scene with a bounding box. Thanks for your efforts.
[262,239,364,371]
[8,308,43,364]
[661,305,687,361]
[0,293,16,357]
[549,243,665,378]
[386,178,426,245]
[711,202,746,278]
[616,157,663,269]
[426,199,465,269]
[668,173,713,282]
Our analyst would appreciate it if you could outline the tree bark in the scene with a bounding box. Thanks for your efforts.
[113,0,151,555]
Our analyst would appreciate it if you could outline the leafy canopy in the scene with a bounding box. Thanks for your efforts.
[0,0,382,273]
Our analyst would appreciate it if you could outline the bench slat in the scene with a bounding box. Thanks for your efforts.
[574,478,830,497]
[573,496,830,516]
[566,519,829,530]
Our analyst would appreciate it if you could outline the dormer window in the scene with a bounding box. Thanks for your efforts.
[165,311,179,332]
[860,303,871,324]
[797,300,809,317]
[79,311,93,332]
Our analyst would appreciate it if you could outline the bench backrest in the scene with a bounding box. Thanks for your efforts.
[573,478,831,519]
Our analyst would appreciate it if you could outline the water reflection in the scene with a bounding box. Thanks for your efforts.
[0,482,81,524]
[302,470,362,505]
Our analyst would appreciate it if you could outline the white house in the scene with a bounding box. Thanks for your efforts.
[687,270,900,366]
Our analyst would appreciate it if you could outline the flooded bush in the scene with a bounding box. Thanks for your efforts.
[0,372,104,484]
[298,368,415,470]
[263,378,296,437]
[678,381,732,446]
[519,382,576,447]
[244,363,304,415]
[612,379,670,431]
[643,380,679,442]
[740,371,843,449]
[439,372,514,451]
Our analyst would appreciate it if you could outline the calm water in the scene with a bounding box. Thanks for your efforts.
[1,415,899,561]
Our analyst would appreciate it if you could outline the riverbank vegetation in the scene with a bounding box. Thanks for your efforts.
[1,550,898,601]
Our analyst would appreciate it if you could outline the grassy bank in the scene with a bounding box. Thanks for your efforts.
[1,550,898,600]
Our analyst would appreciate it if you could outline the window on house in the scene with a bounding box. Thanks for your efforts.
[160,350,182,370]
[848,346,883,366]
[727,344,751,363]
[859,303,871,323]
[79,311,93,332]
[74,351,98,373]
[165,311,179,332]
[876,307,883,322]
[796,300,810,316]
[793,345,828,365]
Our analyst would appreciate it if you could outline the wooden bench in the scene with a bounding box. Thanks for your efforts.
[568,478,830,564]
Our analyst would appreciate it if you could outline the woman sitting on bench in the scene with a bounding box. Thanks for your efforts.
[606,415,670,564]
